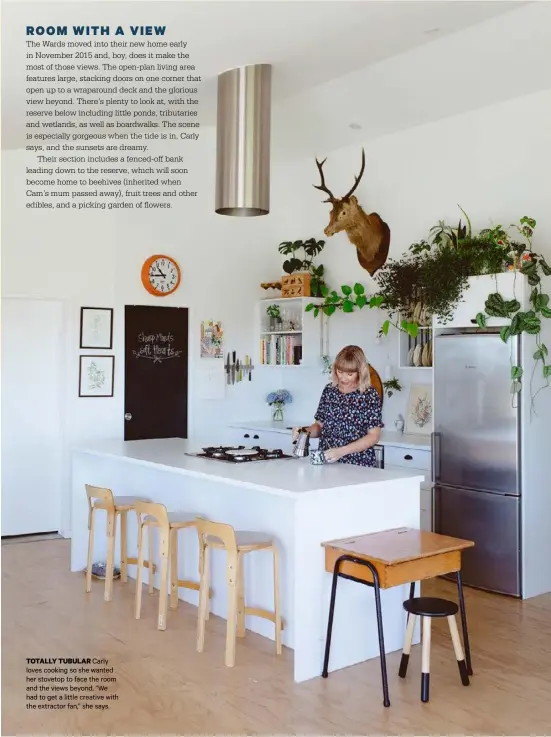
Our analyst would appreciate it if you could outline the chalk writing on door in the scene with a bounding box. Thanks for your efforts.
[132,331,183,363]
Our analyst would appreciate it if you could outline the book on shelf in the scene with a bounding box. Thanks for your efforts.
[260,334,302,366]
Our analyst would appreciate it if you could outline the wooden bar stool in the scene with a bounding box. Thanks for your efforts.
[85,484,153,602]
[195,518,283,667]
[134,501,206,631]
[399,596,470,702]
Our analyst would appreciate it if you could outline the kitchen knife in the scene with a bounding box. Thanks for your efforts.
[225,353,231,384]
[236,358,241,382]
[231,351,236,384]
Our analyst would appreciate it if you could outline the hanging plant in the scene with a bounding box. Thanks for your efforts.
[474,217,551,408]
[382,377,402,397]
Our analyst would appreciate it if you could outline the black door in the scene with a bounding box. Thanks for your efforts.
[124,305,188,440]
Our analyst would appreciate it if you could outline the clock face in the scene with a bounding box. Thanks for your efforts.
[142,255,181,296]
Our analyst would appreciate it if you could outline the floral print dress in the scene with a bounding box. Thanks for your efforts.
[314,383,384,467]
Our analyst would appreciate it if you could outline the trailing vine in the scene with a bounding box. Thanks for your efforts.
[305,283,420,339]
[474,217,551,410]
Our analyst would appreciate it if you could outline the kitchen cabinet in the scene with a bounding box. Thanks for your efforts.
[433,272,528,329]
[228,426,296,454]
[378,433,433,532]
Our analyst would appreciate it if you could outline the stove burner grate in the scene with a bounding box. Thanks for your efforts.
[192,446,292,463]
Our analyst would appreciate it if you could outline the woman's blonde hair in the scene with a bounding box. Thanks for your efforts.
[331,345,371,393]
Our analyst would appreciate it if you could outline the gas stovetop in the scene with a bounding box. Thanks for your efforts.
[187,445,293,463]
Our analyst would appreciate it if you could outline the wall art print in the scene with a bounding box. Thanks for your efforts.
[200,320,224,358]
[80,307,113,349]
[404,383,433,435]
[79,355,114,397]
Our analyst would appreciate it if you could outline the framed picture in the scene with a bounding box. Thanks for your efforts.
[79,355,115,397]
[80,307,113,349]
[405,383,433,435]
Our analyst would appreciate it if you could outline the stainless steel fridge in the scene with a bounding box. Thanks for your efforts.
[432,331,522,597]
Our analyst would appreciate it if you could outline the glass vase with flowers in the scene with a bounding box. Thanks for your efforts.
[267,389,293,422]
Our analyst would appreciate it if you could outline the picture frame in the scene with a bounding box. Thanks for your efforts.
[79,355,115,397]
[404,383,433,435]
[80,307,113,349]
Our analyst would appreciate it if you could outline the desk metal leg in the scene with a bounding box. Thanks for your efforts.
[321,555,390,708]
[321,565,339,679]
[456,570,473,676]
[372,570,390,707]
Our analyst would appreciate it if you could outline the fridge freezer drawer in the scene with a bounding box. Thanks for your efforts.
[434,485,521,597]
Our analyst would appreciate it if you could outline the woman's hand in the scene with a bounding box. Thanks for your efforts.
[324,446,347,463]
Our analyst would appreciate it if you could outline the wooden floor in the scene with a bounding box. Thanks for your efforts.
[3,539,551,735]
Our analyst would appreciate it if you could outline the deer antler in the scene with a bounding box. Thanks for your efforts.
[313,157,335,202]
[342,148,366,200]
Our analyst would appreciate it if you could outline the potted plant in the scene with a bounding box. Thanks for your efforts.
[278,238,326,297]
[266,303,282,332]
[266,389,293,422]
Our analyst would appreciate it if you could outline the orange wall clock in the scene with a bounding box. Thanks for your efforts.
[141,255,181,297]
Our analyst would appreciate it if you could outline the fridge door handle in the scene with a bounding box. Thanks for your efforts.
[431,431,441,483]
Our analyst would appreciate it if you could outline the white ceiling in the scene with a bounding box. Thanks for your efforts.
[2,0,540,155]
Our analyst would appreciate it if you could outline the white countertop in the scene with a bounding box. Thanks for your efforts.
[74,438,424,498]
[229,421,431,449]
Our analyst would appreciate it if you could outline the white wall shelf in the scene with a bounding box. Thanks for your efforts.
[257,297,326,367]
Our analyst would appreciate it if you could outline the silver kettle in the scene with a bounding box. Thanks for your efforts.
[292,428,311,458]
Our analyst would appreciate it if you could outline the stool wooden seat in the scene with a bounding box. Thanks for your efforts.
[195,518,282,667]
[399,596,470,703]
[85,484,153,602]
[134,501,206,631]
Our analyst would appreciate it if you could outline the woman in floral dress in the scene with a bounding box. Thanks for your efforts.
[294,345,383,467]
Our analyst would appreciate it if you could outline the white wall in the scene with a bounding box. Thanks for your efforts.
[270,88,551,427]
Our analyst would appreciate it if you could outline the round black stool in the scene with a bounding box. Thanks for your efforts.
[398,597,470,703]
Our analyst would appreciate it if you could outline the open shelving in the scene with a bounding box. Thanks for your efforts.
[399,325,433,369]
[257,297,326,368]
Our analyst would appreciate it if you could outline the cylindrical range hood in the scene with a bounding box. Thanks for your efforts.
[215,63,272,217]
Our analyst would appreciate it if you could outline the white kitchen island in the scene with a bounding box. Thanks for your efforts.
[70,438,423,683]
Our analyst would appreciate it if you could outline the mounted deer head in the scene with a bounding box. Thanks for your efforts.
[313,148,391,276]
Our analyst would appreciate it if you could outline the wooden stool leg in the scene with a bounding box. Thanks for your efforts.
[237,552,246,638]
[104,511,116,602]
[225,551,239,667]
[170,527,179,610]
[134,522,145,619]
[421,616,432,703]
[203,544,211,620]
[448,615,470,686]
[399,613,417,678]
[85,508,95,593]
[196,543,210,653]
[272,545,282,655]
[120,511,128,583]
[157,527,170,630]
[148,526,154,594]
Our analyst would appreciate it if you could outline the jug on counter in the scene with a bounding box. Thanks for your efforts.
[292,427,311,458]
